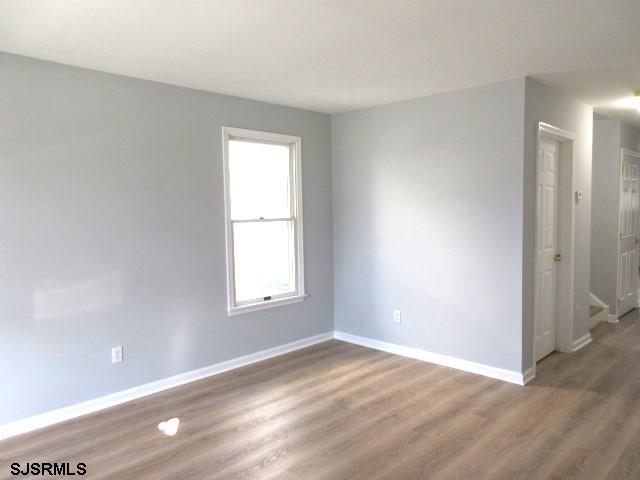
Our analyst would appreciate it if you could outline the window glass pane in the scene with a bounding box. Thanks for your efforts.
[233,220,295,302]
[229,140,291,220]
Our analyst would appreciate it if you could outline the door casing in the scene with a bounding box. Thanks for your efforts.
[533,122,576,366]
[617,148,640,317]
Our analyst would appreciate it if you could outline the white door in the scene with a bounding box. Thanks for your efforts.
[535,137,560,361]
[618,150,640,317]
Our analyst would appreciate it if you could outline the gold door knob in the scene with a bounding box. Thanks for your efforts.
[554,254,562,262]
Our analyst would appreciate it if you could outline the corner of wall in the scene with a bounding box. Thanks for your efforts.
[522,80,594,372]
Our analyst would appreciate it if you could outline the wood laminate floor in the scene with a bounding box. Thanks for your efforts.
[2,312,640,479]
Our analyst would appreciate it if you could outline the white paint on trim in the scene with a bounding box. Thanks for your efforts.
[221,126,305,316]
[589,292,608,310]
[0,328,555,442]
[0,331,333,441]
[589,292,610,328]
[616,148,640,318]
[522,366,536,384]
[538,122,575,140]
[534,122,576,363]
[227,294,307,316]
[608,314,619,324]
[334,331,527,385]
[571,333,593,352]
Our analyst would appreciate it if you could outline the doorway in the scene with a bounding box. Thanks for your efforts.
[534,123,575,362]
[617,148,640,317]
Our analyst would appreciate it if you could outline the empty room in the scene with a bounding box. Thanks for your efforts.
[2,1,640,478]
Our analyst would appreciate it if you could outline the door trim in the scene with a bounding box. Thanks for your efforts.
[533,122,576,365]
[621,148,640,158]
[616,147,640,317]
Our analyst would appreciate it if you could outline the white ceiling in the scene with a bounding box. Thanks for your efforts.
[1,0,640,124]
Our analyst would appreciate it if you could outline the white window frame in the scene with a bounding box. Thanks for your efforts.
[221,126,306,316]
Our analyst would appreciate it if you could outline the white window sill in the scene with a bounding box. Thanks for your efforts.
[228,294,307,317]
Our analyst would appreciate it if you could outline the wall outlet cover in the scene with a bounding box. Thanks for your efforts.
[112,346,123,364]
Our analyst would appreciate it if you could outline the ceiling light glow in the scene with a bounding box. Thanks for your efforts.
[615,91,640,113]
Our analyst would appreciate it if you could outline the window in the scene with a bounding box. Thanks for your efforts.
[222,127,305,315]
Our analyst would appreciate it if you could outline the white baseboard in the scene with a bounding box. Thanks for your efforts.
[608,314,619,324]
[588,293,610,328]
[571,333,593,352]
[0,331,333,442]
[522,366,536,384]
[333,331,526,385]
[589,292,608,310]
[0,328,570,441]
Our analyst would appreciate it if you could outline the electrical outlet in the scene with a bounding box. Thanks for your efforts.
[112,346,123,364]
[393,310,402,324]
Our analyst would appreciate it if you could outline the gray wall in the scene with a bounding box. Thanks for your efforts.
[332,78,526,373]
[620,122,640,152]
[0,53,333,424]
[591,115,622,310]
[522,78,593,370]
[590,114,640,312]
